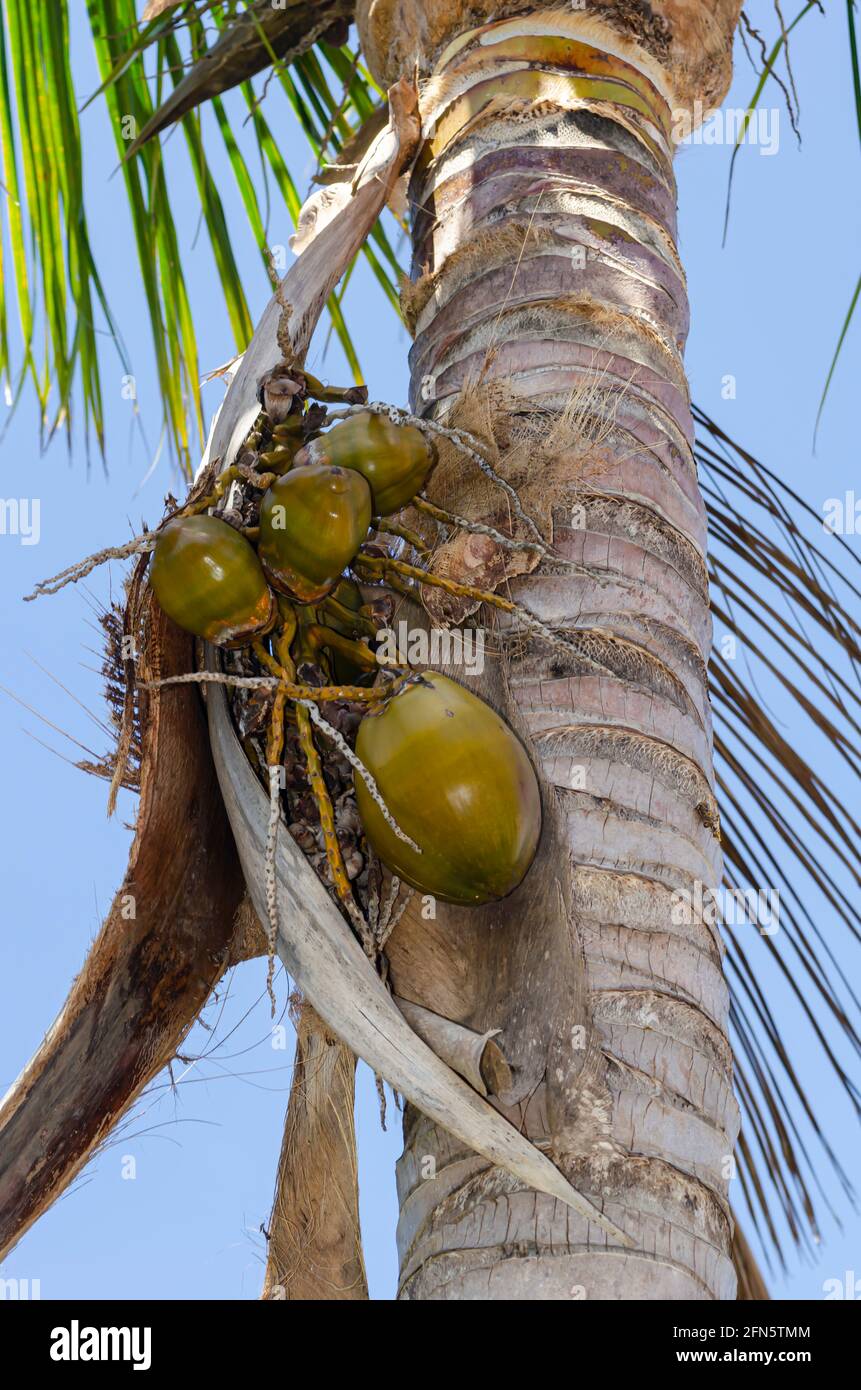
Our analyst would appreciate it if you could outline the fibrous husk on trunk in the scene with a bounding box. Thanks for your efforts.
[358,0,743,110]
[262,1001,368,1301]
[403,372,627,625]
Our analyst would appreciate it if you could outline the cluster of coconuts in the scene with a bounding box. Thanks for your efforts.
[149,410,541,906]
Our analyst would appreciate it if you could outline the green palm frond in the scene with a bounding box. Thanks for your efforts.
[729,2,860,439]
[0,1,404,470]
[847,0,861,148]
[725,1,818,244]
[121,0,353,157]
[87,0,209,476]
[815,0,861,437]
[0,0,128,452]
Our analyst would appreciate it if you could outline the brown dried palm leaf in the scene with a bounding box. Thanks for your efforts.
[695,405,861,1269]
[262,1000,367,1301]
[124,0,355,158]
[0,566,248,1261]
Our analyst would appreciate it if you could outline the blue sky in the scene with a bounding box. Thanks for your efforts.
[0,4,859,1300]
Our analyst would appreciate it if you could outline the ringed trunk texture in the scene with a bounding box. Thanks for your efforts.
[358,0,742,1300]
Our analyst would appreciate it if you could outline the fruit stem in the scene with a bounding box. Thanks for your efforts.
[302,370,368,405]
[412,495,548,558]
[180,462,277,518]
[357,551,517,615]
[374,517,432,557]
[262,616,372,948]
[321,594,378,638]
[304,624,379,670]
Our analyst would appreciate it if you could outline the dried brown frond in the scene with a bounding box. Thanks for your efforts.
[262,1002,367,1301]
[82,574,146,802]
[733,1213,771,1300]
[694,405,861,1266]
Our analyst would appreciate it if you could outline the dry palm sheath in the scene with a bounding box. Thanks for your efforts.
[19,81,632,1250]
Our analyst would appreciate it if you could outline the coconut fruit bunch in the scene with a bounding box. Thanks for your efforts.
[148,368,541,914]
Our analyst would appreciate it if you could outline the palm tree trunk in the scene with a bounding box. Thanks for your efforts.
[357,0,743,1300]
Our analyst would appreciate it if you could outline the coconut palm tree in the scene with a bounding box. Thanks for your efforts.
[0,0,859,1301]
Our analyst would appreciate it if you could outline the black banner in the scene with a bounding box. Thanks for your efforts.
[3,1297,853,1374]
